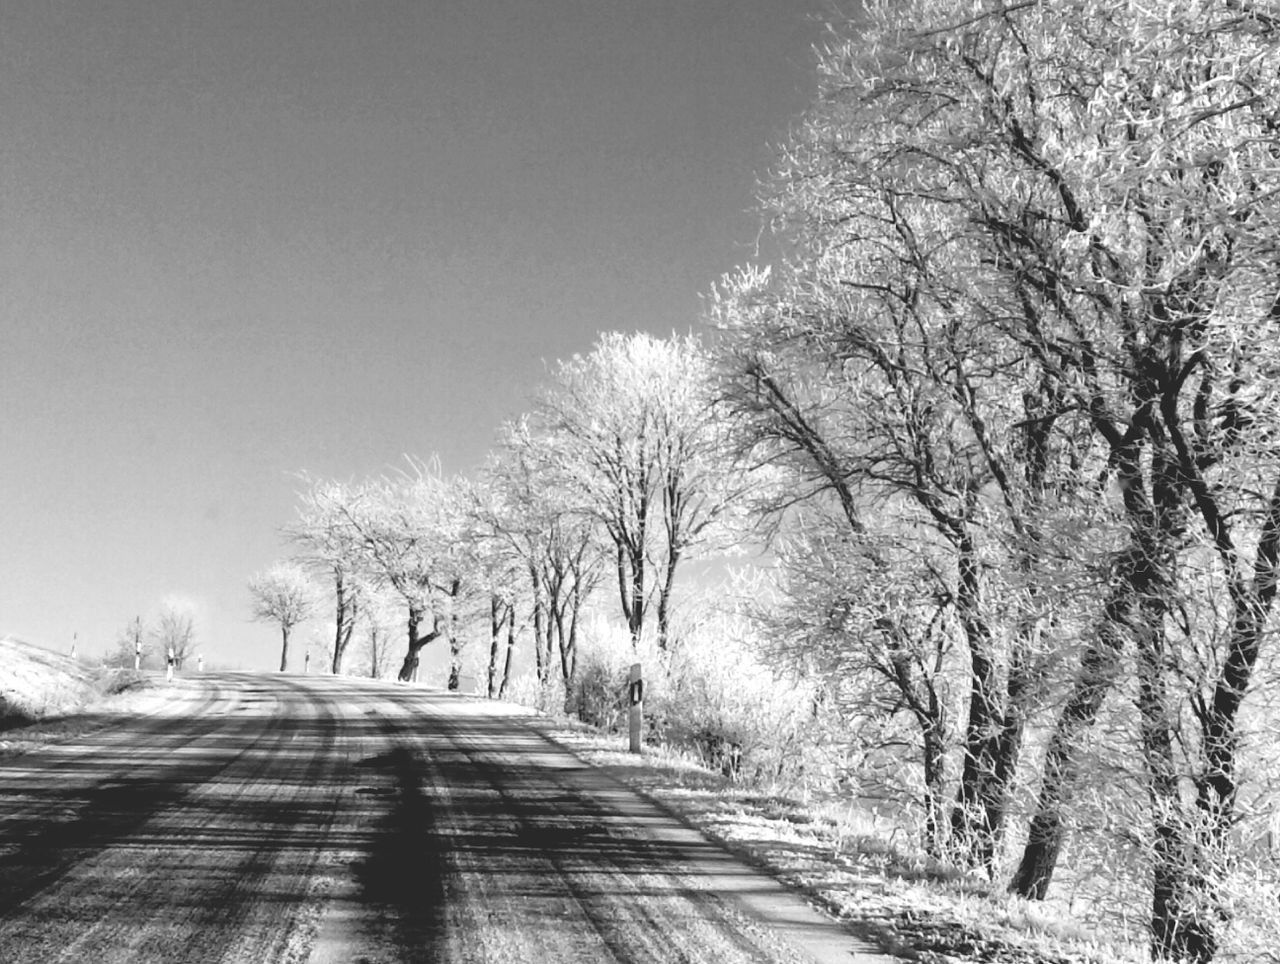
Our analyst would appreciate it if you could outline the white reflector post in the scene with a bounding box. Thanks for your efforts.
[628,662,643,754]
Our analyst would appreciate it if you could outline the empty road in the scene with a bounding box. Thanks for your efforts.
[0,673,895,963]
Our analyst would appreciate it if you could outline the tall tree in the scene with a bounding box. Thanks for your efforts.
[756,1,1280,959]
[536,331,745,649]
[709,213,1079,871]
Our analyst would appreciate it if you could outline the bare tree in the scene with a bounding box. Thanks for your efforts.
[535,331,748,649]
[289,477,364,675]
[474,416,606,696]
[762,511,959,858]
[152,601,199,670]
[106,615,149,670]
[248,561,319,672]
[727,1,1280,958]
[358,585,402,680]
[338,461,474,686]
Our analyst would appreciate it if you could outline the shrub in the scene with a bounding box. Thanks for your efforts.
[560,611,843,792]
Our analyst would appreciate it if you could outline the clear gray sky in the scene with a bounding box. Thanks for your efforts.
[1,0,834,669]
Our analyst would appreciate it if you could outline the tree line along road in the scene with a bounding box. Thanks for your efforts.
[0,673,898,963]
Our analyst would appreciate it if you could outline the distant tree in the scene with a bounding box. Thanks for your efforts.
[152,601,199,670]
[248,562,319,672]
[474,416,606,694]
[289,477,365,675]
[461,471,527,698]
[105,616,148,670]
[338,460,473,686]
[359,586,402,680]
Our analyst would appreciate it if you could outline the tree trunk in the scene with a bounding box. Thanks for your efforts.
[279,625,291,673]
[1010,572,1132,898]
[487,596,502,699]
[948,532,1007,870]
[921,712,948,860]
[1194,477,1280,836]
[656,544,680,651]
[629,542,645,646]
[447,580,462,692]
[1130,440,1194,962]
[530,565,548,684]
[568,582,581,683]
[397,605,441,683]
[447,627,462,692]
[331,570,356,675]
[498,607,516,700]
[616,542,646,647]
[555,605,571,688]
[1159,479,1280,961]
[614,505,648,648]
[1137,602,1212,964]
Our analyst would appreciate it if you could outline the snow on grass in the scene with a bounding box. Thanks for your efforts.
[0,635,164,759]
[533,721,1146,964]
[0,635,99,723]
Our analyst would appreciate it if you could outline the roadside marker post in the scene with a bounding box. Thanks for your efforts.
[628,662,643,754]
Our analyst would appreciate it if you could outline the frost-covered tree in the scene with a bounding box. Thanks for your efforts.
[719,0,1280,958]
[248,561,319,672]
[473,416,605,693]
[288,477,365,675]
[338,461,473,687]
[152,600,200,670]
[106,615,149,670]
[536,331,748,649]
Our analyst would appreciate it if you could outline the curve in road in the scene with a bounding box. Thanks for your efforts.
[0,673,899,964]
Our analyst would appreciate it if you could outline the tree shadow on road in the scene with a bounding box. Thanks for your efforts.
[354,747,450,962]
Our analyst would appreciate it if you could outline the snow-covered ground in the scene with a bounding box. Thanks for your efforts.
[0,635,99,723]
[0,636,169,760]
[542,725,1143,964]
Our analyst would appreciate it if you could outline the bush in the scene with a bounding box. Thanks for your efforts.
[504,666,568,717]
[95,667,150,696]
[561,612,843,793]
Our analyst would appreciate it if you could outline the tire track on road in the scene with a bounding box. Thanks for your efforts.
[0,674,341,964]
[356,690,794,964]
[0,677,241,916]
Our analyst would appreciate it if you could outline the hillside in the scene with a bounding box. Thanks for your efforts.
[0,635,99,726]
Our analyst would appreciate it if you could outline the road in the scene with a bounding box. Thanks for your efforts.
[0,673,897,963]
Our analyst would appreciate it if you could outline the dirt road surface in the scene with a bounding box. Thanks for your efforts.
[0,673,898,963]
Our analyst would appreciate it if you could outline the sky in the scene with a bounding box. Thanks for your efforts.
[1,0,835,671]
